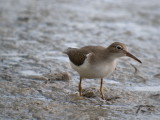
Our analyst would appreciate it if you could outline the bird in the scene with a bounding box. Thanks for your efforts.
[64,42,142,100]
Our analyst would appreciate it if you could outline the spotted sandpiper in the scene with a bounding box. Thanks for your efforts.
[64,42,142,100]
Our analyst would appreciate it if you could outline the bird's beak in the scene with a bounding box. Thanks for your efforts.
[124,50,142,63]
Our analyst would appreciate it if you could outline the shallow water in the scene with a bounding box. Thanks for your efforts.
[130,86,160,92]
[0,0,160,119]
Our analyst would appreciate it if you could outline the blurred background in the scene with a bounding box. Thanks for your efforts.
[0,0,160,119]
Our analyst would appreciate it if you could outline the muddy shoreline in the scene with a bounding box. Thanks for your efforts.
[0,0,160,119]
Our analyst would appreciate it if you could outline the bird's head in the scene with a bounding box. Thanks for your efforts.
[107,42,142,63]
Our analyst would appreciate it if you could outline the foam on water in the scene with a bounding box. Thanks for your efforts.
[107,79,121,85]
[129,86,160,92]
[20,70,41,76]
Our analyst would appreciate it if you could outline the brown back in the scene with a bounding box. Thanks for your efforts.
[64,46,105,66]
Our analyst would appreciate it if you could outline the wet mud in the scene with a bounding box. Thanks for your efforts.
[0,0,160,119]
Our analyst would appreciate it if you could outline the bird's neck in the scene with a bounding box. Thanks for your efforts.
[102,48,117,62]
[90,49,117,65]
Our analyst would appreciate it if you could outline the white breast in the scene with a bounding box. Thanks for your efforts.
[70,55,116,79]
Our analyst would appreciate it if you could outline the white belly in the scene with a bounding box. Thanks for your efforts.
[70,59,116,79]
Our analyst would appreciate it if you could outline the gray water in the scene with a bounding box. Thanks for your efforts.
[0,0,160,119]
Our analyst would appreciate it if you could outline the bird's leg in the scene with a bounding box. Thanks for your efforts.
[100,78,104,100]
[79,77,82,96]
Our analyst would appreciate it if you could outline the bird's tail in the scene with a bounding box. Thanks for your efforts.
[63,47,72,54]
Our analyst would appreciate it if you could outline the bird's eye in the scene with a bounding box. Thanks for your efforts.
[116,45,122,50]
